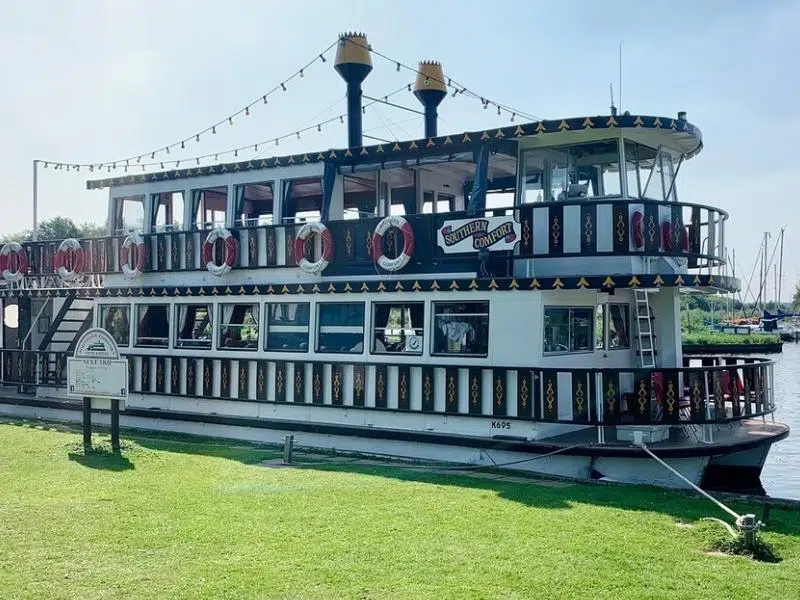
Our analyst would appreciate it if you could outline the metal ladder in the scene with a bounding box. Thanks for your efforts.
[634,289,656,368]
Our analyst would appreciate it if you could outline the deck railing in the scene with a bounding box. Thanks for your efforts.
[0,351,772,427]
[14,198,727,281]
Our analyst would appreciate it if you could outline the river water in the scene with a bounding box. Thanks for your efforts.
[759,342,800,500]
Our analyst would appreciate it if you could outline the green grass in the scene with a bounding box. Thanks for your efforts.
[682,331,781,345]
[1,420,799,600]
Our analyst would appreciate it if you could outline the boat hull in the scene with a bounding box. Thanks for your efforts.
[0,395,787,491]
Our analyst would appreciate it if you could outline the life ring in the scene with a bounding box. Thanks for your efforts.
[294,221,334,275]
[371,215,415,272]
[630,211,644,249]
[54,238,84,281]
[120,233,146,279]
[0,242,29,283]
[202,227,237,277]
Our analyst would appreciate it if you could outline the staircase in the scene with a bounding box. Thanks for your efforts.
[633,289,656,369]
[38,296,95,354]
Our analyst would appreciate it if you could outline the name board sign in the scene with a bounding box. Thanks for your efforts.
[67,328,129,401]
[437,216,521,254]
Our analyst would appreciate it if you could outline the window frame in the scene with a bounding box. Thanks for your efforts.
[370,301,425,355]
[543,305,595,355]
[174,303,213,350]
[134,303,171,349]
[217,302,261,351]
[99,303,131,348]
[431,301,490,358]
[265,301,311,353]
[315,302,366,355]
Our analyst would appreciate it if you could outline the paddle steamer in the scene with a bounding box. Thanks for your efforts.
[0,33,787,489]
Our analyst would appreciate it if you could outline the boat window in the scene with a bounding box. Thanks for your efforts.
[520,140,621,203]
[625,142,669,200]
[316,303,365,354]
[389,169,417,216]
[266,303,310,352]
[372,302,424,355]
[432,302,489,357]
[175,304,212,349]
[100,305,130,347]
[281,178,322,224]
[595,303,631,350]
[191,186,227,230]
[219,304,259,350]
[135,304,170,348]
[151,192,184,232]
[234,182,274,227]
[113,196,145,235]
[422,191,455,214]
[343,174,377,220]
[543,307,593,354]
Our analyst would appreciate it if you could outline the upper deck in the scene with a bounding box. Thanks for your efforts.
[2,112,735,296]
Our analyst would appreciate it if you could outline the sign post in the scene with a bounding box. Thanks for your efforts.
[67,328,129,453]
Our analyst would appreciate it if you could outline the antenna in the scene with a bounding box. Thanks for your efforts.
[619,41,623,113]
[609,83,617,116]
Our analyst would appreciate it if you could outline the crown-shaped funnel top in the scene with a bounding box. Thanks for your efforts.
[413,61,447,95]
[334,32,373,73]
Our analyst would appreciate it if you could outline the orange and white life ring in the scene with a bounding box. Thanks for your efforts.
[202,227,237,277]
[120,233,146,279]
[54,238,84,281]
[294,221,334,275]
[0,242,29,283]
[630,211,644,249]
[371,215,415,272]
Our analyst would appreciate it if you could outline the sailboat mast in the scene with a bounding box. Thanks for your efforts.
[778,227,785,307]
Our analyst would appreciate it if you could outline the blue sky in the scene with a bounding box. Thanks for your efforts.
[1,0,797,301]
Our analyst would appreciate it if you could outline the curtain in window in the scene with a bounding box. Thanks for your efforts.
[191,190,204,229]
[320,162,337,223]
[178,305,191,340]
[114,199,125,231]
[234,186,246,225]
[221,305,236,327]
[149,194,161,230]
[467,143,489,216]
[281,181,294,223]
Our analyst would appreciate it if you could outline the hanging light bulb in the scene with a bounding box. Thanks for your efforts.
[339,115,344,123]
[212,126,216,134]
[234,149,238,157]
[165,146,170,154]
[317,124,321,132]
[497,105,501,116]
[136,156,142,163]
[181,141,185,149]
[263,95,267,104]
[160,162,164,169]
[228,116,233,126]
[176,160,181,167]
[362,106,365,114]
[424,77,430,85]
[76,165,80,172]
[407,84,411,91]
[151,152,155,159]
[196,134,200,142]
[214,154,218,161]
[396,62,400,72]
[112,162,117,169]
[43,162,48,168]
[107,166,111,172]
[299,68,304,78]
[142,165,146,171]
[452,88,458,97]
[275,138,279,146]
[510,112,516,122]
[89,165,93,172]
[124,165,128,172]
[245,106,250,116]
[281,83,287,91]
[319,53,326,62]
[196,158,200,165]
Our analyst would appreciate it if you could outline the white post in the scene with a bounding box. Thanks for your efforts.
[32,160,39,241]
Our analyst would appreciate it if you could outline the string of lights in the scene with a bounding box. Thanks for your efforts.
[48,83,412,173]
[38,39,339,172]
[346,37,541,123]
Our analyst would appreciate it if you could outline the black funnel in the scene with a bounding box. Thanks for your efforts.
[334,32,373,148]
[413,61,447,138]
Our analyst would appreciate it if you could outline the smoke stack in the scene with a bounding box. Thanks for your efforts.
[334,32,373,148]
[413,61,447,138]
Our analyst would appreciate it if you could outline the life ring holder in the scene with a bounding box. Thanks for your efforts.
[0,242,29,283]
[120,233,147,279]
[202,227,237,277]
[294,221,334,275]
[54,238,85,281]
[371,215,415,272]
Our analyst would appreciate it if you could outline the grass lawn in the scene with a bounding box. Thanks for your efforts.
[0,420,798,600]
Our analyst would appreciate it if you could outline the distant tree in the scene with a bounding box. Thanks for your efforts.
[793,283,800,309]
[0,217,106,243]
